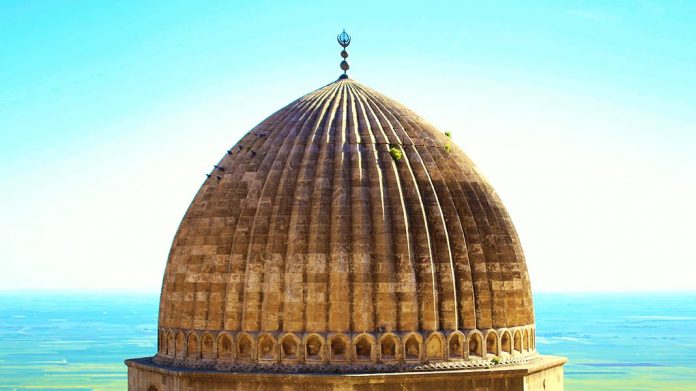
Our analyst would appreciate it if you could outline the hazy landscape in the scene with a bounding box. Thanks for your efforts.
[1,292,694,390]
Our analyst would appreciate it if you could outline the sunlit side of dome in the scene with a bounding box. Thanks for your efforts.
[152,78,537,372]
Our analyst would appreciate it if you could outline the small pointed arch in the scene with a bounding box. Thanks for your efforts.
[280,333,300,361]
[403,333,421,361]
[485,330,498,356]
[513,330,522,354]
[426,332,445,360]
[500,330,512,355]
[157,330,165,354]
[329,334,349,361]
[448,331,464,359]
[201,333,214,359]
[187,333,200,358]
[468,331,483,358]
[175,331,186,358]
[304,334,324,361]
[237,333,253,360]
[257,334,276,361]
[217,333,234,360]
[166,330,175,356]
[354,334,374,362]
[379,333,399,361]
[523,329,529,351]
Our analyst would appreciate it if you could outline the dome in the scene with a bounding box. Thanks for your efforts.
[154,78,537,372]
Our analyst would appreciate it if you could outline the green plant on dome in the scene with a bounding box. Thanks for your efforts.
[389,145,402,161]
[444,142,451,154]
[444,131,452,138]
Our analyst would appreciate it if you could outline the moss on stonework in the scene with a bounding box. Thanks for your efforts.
[389,145,402,161]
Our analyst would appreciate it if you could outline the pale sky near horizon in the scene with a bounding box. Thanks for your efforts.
[1,1,694,292]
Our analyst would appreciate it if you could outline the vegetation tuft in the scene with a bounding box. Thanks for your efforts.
[389,145,402,161]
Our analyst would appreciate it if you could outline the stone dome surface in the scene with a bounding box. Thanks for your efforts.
[155,78,536,371]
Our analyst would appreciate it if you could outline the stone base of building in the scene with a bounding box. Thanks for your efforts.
[125,355,566,391]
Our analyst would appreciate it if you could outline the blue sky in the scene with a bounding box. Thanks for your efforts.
[1,1,694,291]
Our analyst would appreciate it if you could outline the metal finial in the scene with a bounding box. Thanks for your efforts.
[337,29,351,48]
[337,29,351,78]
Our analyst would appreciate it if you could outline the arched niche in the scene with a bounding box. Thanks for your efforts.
[485,331,498,356]
[166,331,175,356]
[404,334,420,361]
[426,333,444,360]
[305,335,323,361]
[513,330,522,354]
[258,335,276,361]
[380,334,398,361]
[175,332,186,358]
[158,330,165,354]
[468,332,483,358]
[186,333,199,358]
[448,332,464,359]
[237,334,253,360]
[281,334,299,360]
[501,331,512,355]
[330,335,348,361]
[217,334,233,360]
[354,335,372,361]
[201,333,214,359]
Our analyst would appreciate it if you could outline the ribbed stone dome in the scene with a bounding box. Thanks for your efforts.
[155,78,537,372]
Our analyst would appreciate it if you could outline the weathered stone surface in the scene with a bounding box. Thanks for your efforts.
[127,355,566,391]
[128,77,564,388]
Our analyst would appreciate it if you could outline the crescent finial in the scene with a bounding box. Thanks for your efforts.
[337,29,351,48]
[337,30,351,79]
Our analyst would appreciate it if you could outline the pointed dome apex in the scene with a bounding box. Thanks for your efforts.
[154,78,536,372]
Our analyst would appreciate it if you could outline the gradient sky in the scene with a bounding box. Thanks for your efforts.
[1,0,694,292]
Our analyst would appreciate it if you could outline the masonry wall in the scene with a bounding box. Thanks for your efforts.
[127,356,565,391]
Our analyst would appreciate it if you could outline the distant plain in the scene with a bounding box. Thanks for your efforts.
[0,292,694,390]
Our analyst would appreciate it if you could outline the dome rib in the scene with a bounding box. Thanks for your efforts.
[457,153,507,328]
[399,114,461,331]
[156,78,536,372]
[280,83,344,333]
[424,137,478,329]
[357,85,442,331]
[254,83,340,332]
[240,84,338,332]
[303,81,344,332]
[333,83,353,330]
[350,86,402,331]
[172,86,306,328]
[241,82,344,332]
[215,87,324,331]
[259,84,342,332]
[360,83,461,331]
[218,84,338,330]
[436,139,492,329]
[353,86,420,331]
[219,94,294,331]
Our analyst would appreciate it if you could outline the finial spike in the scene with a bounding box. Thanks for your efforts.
[337,30,351,77]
